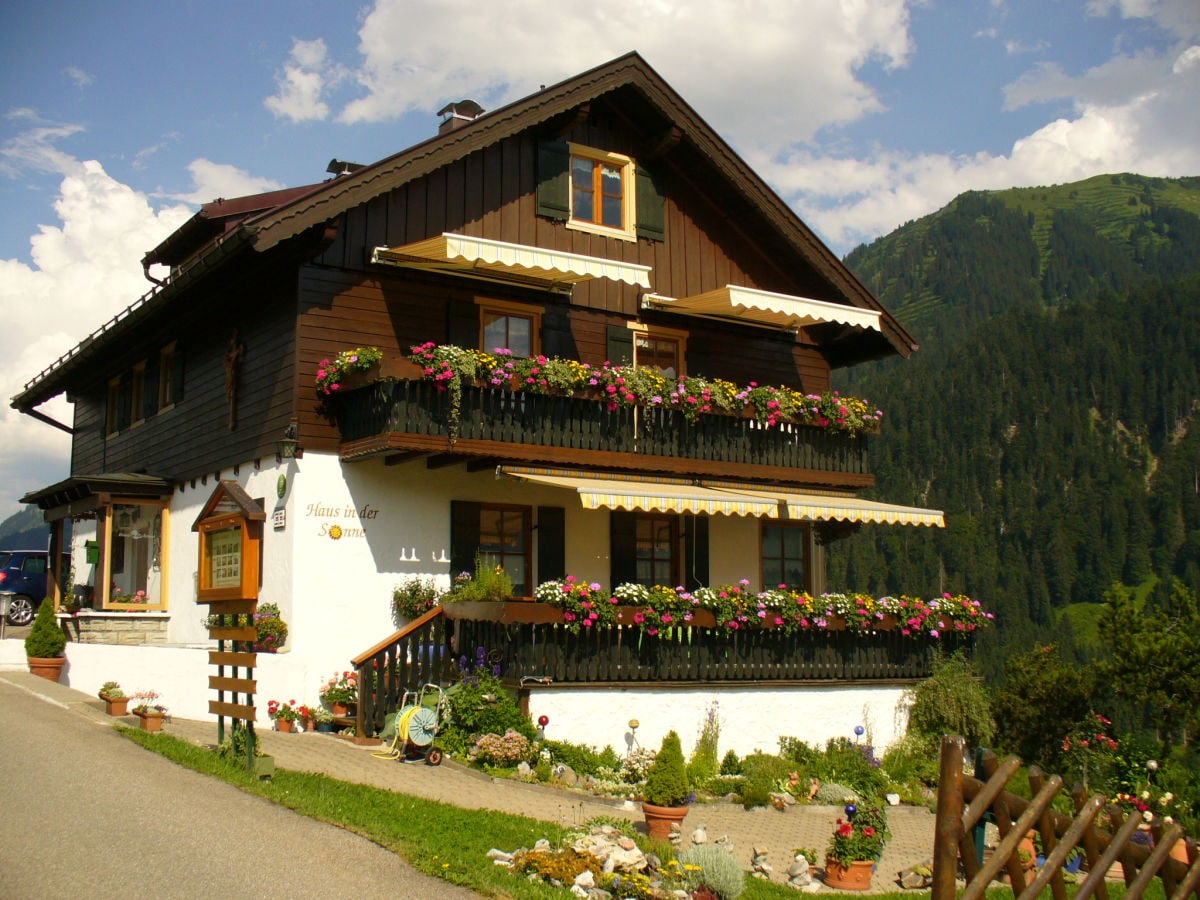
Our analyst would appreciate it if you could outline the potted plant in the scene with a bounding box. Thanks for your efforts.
[24,599,67,682]
[393,576,442,621]
[641,730,693,840]
[131,690,168,732]
[319,672,358,716]
[824,802,889,891]
[268,699,301,732]
[309,705,335,732]
[98,680,129,716]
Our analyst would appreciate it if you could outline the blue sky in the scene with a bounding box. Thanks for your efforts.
[1,0,1198,519]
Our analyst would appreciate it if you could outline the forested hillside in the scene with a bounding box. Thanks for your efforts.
[832,174,1200,678]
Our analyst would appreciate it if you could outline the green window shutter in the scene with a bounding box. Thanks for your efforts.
[684,515,709,590]
[142,360,158,420]
[537,140,570,221]
[541,304,576,359]
[450,500,481,577]
[609,511,637,586]
[117,373,133,431]
[635,164,665,241]
[447,299,478,348]
[605,325,633,366]
[536,506,566,584]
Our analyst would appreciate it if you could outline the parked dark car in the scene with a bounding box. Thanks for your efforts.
[0,550,49,626]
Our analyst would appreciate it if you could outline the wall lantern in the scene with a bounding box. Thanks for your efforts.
[276,421,303,462]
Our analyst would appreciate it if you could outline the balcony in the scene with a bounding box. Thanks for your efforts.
[335,379,872,483]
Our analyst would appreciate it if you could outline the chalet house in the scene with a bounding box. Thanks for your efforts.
[11,53,949,754]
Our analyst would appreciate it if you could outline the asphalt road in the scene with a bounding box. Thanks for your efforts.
[0,678,479,899]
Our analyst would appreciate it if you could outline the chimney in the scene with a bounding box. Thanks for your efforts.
[437,100,485,135]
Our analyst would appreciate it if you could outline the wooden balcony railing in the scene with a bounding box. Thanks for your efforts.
[350,603,969,738]
[336,379,870,478]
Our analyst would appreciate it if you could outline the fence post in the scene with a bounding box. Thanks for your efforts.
[933,735,966,900]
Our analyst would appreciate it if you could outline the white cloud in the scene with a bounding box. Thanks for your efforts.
[337,0,913,149]
[64,66,93,89]
[0,157,195,519]
[163,158,284,204]
[0,116,86,179]
[264,38,344,122]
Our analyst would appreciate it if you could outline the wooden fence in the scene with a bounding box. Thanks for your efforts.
[933,735,1200,900]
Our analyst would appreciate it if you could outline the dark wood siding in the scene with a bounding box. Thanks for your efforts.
[69,262,299,482]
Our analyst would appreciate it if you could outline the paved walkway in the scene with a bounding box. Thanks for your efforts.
[5,671,935,893]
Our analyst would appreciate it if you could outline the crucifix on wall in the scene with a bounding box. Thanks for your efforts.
[225,329,245,430]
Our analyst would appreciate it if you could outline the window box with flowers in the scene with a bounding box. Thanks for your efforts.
[131,690,168,732]
[392,341,884,436]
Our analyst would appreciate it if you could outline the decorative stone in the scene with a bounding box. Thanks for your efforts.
[899,862,934,889]
[552,763,578,786]
[487,848,514,863]
[516,761,532,777]
[750,847,773,880]
[715,835,734,854]
[691,823,708,844]
[618,837,636,851]
[533,838,551,852]
[788,853,815,888]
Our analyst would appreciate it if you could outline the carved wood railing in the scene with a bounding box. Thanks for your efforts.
[350,607,455,741]
[335,379,870,477]
[932,735,1200,900]
[350,604,973,738]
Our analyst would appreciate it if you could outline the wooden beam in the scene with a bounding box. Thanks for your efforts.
[209,675,257,693]
[208,625,258,641]
[209,650,257,667]
[209,700,256,720]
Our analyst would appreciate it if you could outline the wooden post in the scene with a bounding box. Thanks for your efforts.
[933,735,966,900]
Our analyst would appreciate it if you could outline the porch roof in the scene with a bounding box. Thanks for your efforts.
[499,466,944,526]
[371,233,653,290]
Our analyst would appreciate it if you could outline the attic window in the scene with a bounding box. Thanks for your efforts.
[568,144,635,240]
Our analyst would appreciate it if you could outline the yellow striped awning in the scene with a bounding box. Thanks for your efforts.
[705,484,945,527]
[644,285,880,332]
[499,467,943,525]
[499,468,778,517]
[372,233,652,289]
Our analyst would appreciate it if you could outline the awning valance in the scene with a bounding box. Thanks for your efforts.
[643,285,880,333]
[498,467,943,526]
[500,468,779,517]
[372,233,652,289]
[713,486,944,527]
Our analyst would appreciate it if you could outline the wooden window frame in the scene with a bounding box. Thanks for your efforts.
[628,321,688,377]
[567,143,636,241]
[129,361,147,428]
[633,512,680,587]
[476,298,543,358]
[197,512,261,603]
[100,499,170,611]
[760,521,812,593]
[477,503,533,597]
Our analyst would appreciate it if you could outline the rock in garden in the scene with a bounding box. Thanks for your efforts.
[692,823,708,844]
[552,763,579,786]
[516,761,532,777]
[533,838,552,852]
[487,848,514,863]
[899,862,934,889]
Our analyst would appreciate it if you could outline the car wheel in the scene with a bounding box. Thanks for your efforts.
[6,594,35,627]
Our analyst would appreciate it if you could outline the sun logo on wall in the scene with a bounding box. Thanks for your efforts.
[329,524,343,540]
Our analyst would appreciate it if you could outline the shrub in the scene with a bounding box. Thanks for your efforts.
[643,730,690,807]
[906,651,995,748]
[720,749,742,775]
[542,739,620,776]
[25,600,66,658]
[469,729,533,766]
[809,737,889,799]
[778,736,819,766]
[446,555,514,602]
[443,668,535,751]
[814,781,860,804]
[679,844,746,898]
[739,752,793,809]
[687,701,722,790]
[993,644,1094,769]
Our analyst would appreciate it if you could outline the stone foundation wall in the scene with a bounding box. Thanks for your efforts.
[60,612,170,646]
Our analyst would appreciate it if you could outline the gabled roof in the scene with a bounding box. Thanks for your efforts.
[12,52,915,412]
[240,52,914,357]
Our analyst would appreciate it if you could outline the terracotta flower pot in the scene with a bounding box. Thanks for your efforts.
[277,718,294,733]
[134,710,165,733]
[100,695,129,716]
[331,702,348,716]
[823,858,874,891]
[642,801,689,841]
[27,656,66,683]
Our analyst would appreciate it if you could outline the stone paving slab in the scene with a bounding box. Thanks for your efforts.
[6,670,936,893]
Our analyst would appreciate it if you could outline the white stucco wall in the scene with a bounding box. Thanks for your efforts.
[10,451,920,750]
[527,684,913,757]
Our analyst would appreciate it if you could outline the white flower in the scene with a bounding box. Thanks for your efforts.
[1141,790,1151,800]
[1143,810,1154,822]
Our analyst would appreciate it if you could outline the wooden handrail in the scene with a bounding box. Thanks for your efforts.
[351,605,444,666]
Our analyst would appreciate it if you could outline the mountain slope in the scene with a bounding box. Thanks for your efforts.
[833,173,1200,677]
